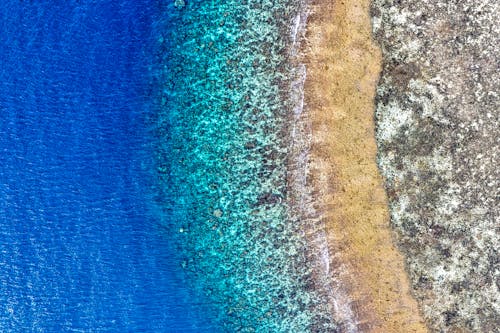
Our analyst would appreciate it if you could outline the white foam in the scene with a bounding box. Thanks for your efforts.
[291,64,307,116]
[291,13,301,47]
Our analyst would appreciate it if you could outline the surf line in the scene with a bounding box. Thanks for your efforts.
[299,0,429,331]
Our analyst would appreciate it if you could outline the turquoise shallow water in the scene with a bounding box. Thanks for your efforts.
[154,1,337,331]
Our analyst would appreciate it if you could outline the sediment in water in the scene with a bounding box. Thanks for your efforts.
[294,0,429,331]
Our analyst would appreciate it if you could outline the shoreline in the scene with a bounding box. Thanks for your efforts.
[295,0,429,331]
[287,3,343,329]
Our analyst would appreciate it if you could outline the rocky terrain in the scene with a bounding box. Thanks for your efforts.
[371,1,499,331]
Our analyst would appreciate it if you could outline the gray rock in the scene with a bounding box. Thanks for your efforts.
[372,0,499,331]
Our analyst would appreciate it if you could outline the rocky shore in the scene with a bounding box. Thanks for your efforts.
[372,1,499,331]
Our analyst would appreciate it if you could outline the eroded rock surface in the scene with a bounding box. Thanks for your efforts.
[372,1,499,331]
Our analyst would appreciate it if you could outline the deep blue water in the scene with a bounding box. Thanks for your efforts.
[0,1,214,331]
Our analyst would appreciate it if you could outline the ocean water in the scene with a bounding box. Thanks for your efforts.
[0,1,212,331]
[1,0,335,332]
[154,1,337,332]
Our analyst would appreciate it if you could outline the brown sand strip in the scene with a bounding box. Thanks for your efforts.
[302,1,428,332]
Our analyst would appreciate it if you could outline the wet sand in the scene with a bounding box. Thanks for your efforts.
[301,1,428,331]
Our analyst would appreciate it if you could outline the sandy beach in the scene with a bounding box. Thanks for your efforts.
[300,1,428,331]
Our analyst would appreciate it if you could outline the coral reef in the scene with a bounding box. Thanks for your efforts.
[154,1,337,331]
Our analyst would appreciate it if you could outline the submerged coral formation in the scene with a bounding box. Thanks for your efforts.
[154,1,337,331]
[372,0,499,331]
